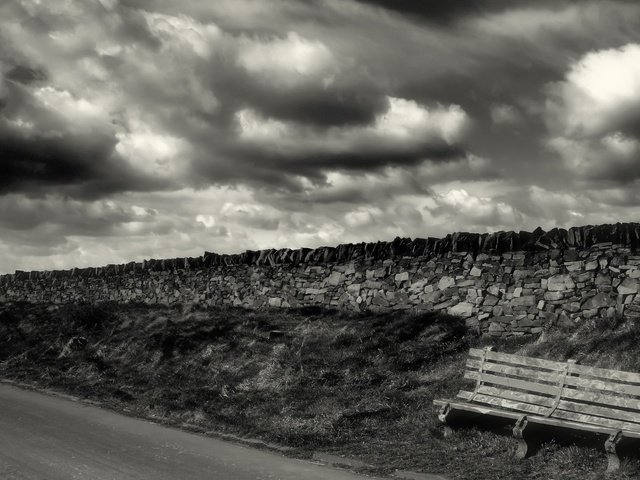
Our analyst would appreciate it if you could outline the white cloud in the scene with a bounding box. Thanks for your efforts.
[236,97,469,160]
[431,188,520,229]
[144,12,221,58]
[237,31,335,79]
[546,43,640,137]
[344,208,379,228]
[115,123,191,180]
[547,132,640,180]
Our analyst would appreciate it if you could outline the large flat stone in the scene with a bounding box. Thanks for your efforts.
[448,302,474,318]
[618,277,639,295]
[438,276,455,290]
[547,274,576,291]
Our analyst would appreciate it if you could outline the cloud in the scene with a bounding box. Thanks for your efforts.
[233,97,470,172]
[548,133,640,182]
[491,104,523,126]
[545,43,640,182]
[0,75,168,198]
[236,31,335,78]
[546,43,640,138]
[431,188,521,228]
[3,0,640,272]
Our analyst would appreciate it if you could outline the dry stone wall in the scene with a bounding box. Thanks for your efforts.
[3,223,640,338]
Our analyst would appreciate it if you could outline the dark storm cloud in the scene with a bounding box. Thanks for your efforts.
[353,0,512,23]
[0,77,168,198]
[0,194,133,234]
[5,65,47,84]
[222,77,389,128]
[355,0,637,24]
[223,136,465,180]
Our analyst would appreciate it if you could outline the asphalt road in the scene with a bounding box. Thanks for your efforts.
[0,383,382,480]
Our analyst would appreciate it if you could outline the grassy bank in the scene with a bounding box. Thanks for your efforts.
[0,301,638,479]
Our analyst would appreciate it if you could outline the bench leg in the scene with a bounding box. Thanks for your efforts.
[438,403,454,437]
[513,416,544,459]
[604,431,623,472]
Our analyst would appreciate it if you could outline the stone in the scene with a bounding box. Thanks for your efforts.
[326,271,343,286]
[268,297,282,307]
[595,274,612,286]
[470,266,482,277]
[544,292,564,302]
[618,277,639,295]
[448,302,474,318]
[482,295,499,306]
[581,292,612,310]
[556,311,574,329]
[488,322,505,332]
[438,276,455,290]
[547,274,576,291]
[585,260,598,271]
[394,272,410,283]
[487,285,501,296]
[510,295,536,307]
[564,261,583,272]
[564,302,581,313]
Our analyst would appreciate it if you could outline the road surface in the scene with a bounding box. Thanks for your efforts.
[0,383,382,480]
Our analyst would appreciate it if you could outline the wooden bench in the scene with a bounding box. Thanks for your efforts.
[433,347,640,471]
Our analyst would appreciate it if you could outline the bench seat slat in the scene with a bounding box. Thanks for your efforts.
[469,349,566,372]
[460,386,640,425]
[465,385,555,408]
[467,393,640,432]
[457,390,549,415]
[466,359,561,384]
[434,399,640,438]
[434,398,524,421]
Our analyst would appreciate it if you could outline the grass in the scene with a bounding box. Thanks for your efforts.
[1,301,639,479]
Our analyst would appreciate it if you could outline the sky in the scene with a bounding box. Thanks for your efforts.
[2,0,640,273]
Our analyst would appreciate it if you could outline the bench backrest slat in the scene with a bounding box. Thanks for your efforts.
[465,370,559,396]
[562,375,640,398]
[567,363,640,384]
[469,348,566,372]
[467,357,640,398]
[466,359,560,384]
[469,348,640,384]
[563,387,640,411]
